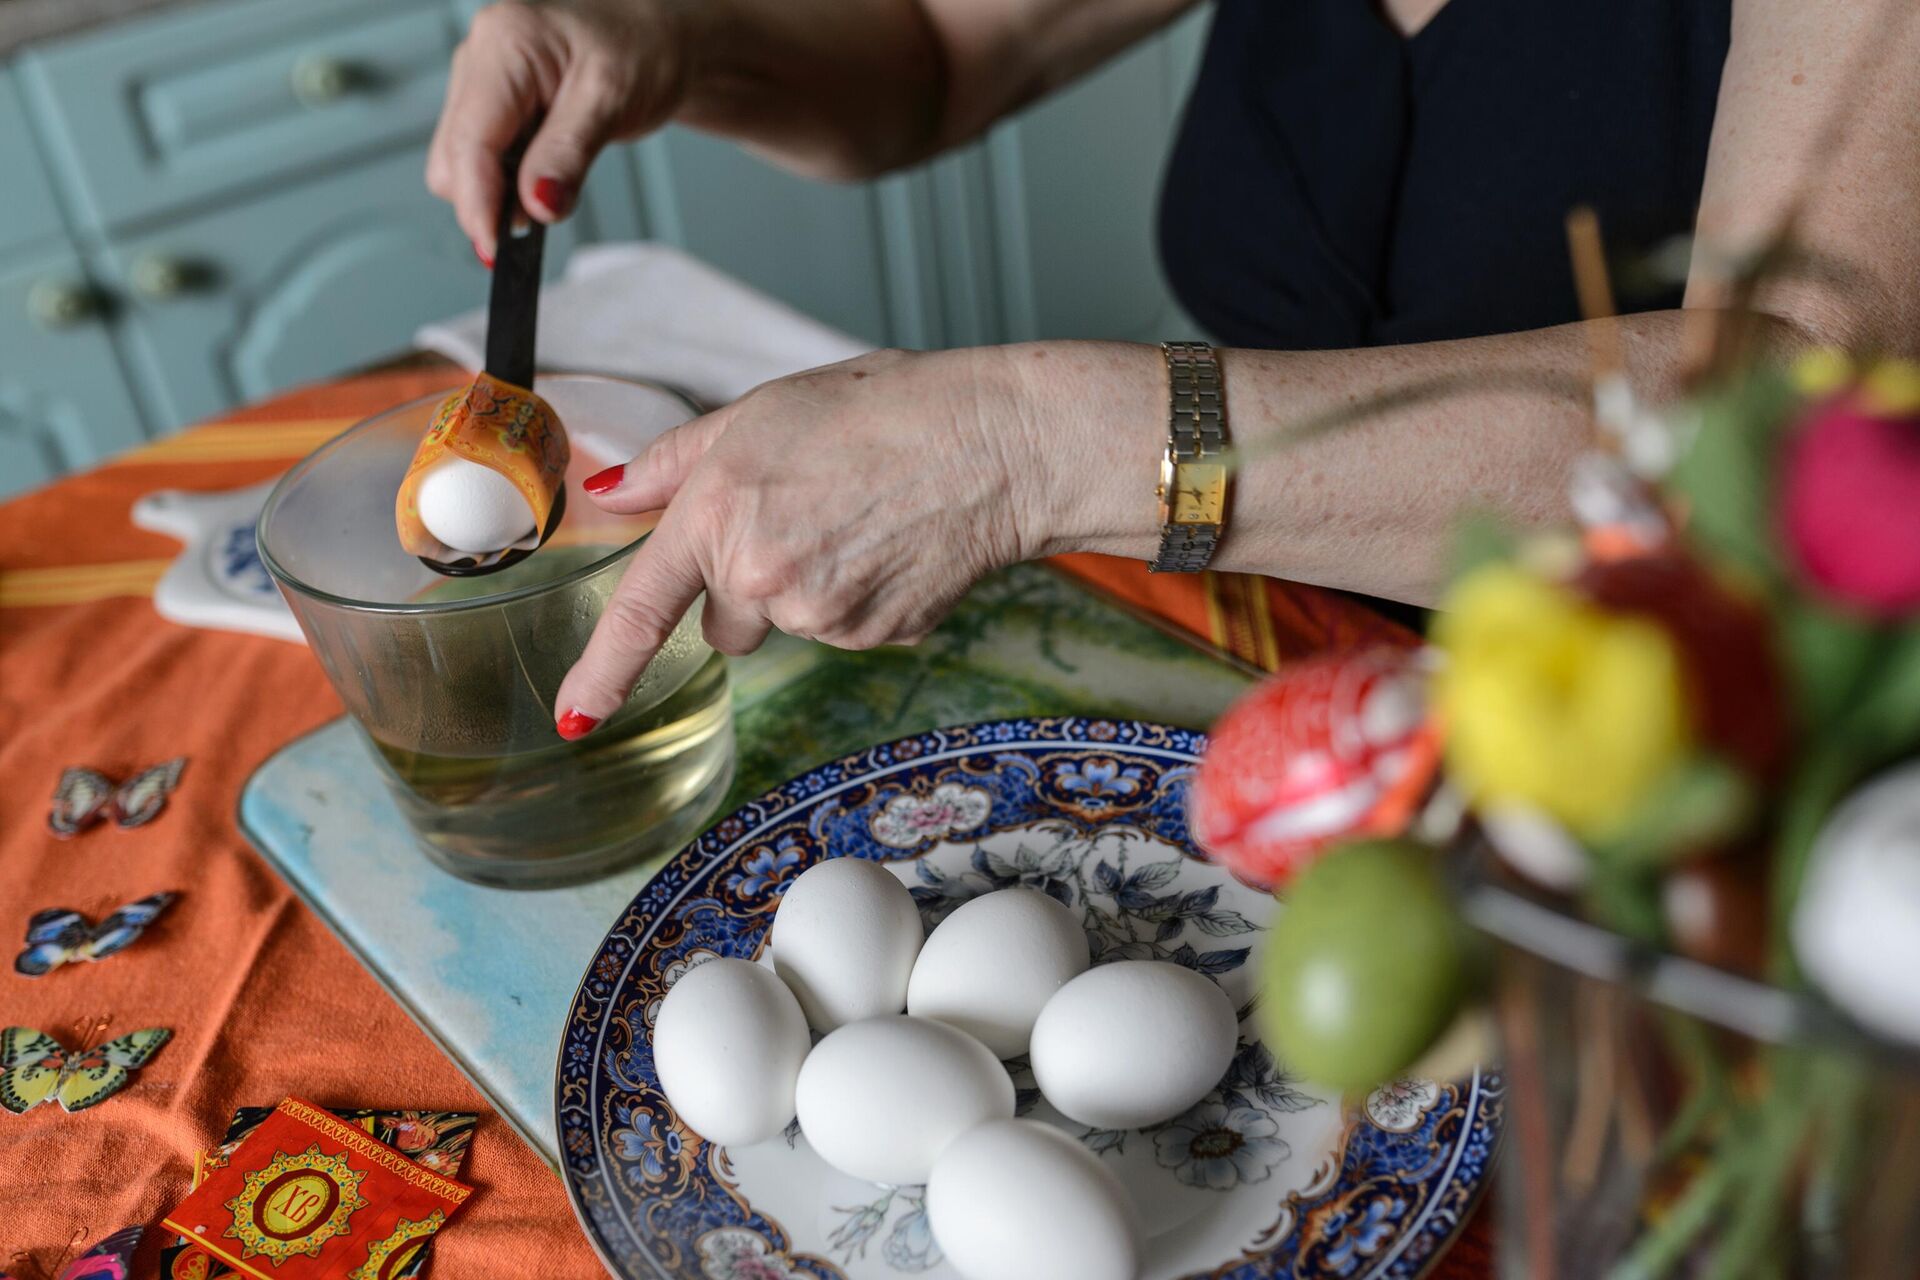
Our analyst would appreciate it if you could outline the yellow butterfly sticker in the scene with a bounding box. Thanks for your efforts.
[0,1024,171,1114]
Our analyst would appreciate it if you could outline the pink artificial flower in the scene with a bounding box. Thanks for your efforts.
[1781,384,1920,617]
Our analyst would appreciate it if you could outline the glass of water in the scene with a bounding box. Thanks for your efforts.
[259,374,732,888]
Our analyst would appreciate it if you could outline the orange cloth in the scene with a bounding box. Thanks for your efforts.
[0,371,604,1279]
[0,369,1487,1278]
[1047,552,1419,673]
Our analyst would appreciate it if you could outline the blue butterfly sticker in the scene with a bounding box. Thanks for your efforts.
[14,894,177,978]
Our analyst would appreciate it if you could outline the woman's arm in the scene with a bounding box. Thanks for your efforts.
[1065,0,1920,605]
[428,0,1196,256]
[548,0,1920,729]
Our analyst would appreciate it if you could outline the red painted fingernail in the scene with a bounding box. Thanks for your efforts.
[474,241,493,269]
[532,177,572,218]
[557,708,601,741]
[583,464,625,495]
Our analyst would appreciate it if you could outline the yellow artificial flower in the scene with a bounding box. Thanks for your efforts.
[1790,348,1853,397]
[1433,564,1691,840]
[1862,357,1920,416]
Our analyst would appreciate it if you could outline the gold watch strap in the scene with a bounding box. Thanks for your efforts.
[1151,342,1227,573]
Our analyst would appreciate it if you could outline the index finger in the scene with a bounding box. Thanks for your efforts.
[428,38,544,256]
[553,511,707,737]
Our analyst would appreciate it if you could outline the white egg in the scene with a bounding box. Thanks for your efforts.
[795,1015,1014,1185]
[927,1119,1140,1280]
[1793,760,1920,1045]
[770,858,924,1032]
[652,957,812,1147]
[1031,960,1239,1129]
[907,887,1090,1058]
[417,456,536,554]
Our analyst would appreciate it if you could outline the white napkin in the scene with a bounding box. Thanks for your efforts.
[413,242,872,410]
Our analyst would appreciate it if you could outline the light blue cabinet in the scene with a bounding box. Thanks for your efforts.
[978,12,1206,344]
[15,0,459,232]
[0,70,65,253]
[1,0,1208,499]
[0,246,150,493]
[98,146,584,426]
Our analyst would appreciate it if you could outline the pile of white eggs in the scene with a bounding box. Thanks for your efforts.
[652,858,1242,1280]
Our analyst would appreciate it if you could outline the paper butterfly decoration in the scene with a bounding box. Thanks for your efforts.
[3,1226,142,1280]
[0,1026,171,1115]
[49,759,187,838]
[15,894,178,978]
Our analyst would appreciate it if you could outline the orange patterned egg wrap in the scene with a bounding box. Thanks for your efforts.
[394,373,570,558]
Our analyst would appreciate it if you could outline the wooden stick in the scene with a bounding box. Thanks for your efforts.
[1499,962,1559,1280]
[1561,981,1617,1194]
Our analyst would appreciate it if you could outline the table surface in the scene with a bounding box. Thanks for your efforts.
[0,366,1488,1279]
[239,567,1252,1162]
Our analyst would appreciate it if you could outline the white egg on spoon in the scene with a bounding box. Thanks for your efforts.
[907,887,1090,1058]
[416,457,538,556]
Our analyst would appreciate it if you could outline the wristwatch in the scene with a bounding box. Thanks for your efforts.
[1150,342,1228,573]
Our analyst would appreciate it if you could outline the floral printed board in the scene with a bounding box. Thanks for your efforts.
[557,717,1501,1280]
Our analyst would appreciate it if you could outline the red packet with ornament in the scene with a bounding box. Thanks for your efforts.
[161,1097,471,1280]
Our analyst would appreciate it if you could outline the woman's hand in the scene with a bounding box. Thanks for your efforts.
[552,344,1162,737]
[427,0,684,261]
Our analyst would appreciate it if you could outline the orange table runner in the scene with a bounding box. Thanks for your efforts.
[0,370,1486,1278]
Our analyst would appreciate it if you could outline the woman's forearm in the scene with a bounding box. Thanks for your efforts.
[671,0,1199,180]
[1026,315,1736,608]
[670,0,947,179]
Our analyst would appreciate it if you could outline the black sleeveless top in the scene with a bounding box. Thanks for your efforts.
[1159,0,1732,350]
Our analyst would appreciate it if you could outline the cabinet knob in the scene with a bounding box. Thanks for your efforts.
[27,280,99,330]
[290,55,354,106]
[131,255,193,301]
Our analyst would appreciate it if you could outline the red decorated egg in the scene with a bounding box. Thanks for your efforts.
[1193,646,1440,888]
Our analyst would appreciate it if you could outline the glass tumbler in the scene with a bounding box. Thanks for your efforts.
[259,374,733,888]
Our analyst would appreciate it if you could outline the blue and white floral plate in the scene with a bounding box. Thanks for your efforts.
[557,718,1501,1280]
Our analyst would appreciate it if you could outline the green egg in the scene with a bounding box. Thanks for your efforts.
[1258,839,1466,1092]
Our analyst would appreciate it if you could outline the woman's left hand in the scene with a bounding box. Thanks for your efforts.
[552,343,1158,737]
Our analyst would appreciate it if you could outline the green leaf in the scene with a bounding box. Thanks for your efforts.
[1777,599,1884,732]
[1666,367,1800,587]
[1450,510,1521,582]
[1588,753,1755,873]
[1840,622,1920,753]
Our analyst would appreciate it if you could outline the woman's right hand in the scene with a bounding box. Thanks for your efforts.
[427,0,686,262]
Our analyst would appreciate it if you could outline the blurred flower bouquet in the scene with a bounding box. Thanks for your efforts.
[1194,294,1920,1273]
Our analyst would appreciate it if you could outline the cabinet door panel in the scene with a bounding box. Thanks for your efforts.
[102,148,580,430]
[632,130,897,346]
[985,14,1206,343]
[17,0,455,231]
[0,68,66,256]
[0,248,148,498]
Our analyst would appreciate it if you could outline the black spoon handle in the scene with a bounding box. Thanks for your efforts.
[484,147,546,390]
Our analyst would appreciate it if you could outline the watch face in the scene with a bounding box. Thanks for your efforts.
[1171,461,1226,524]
